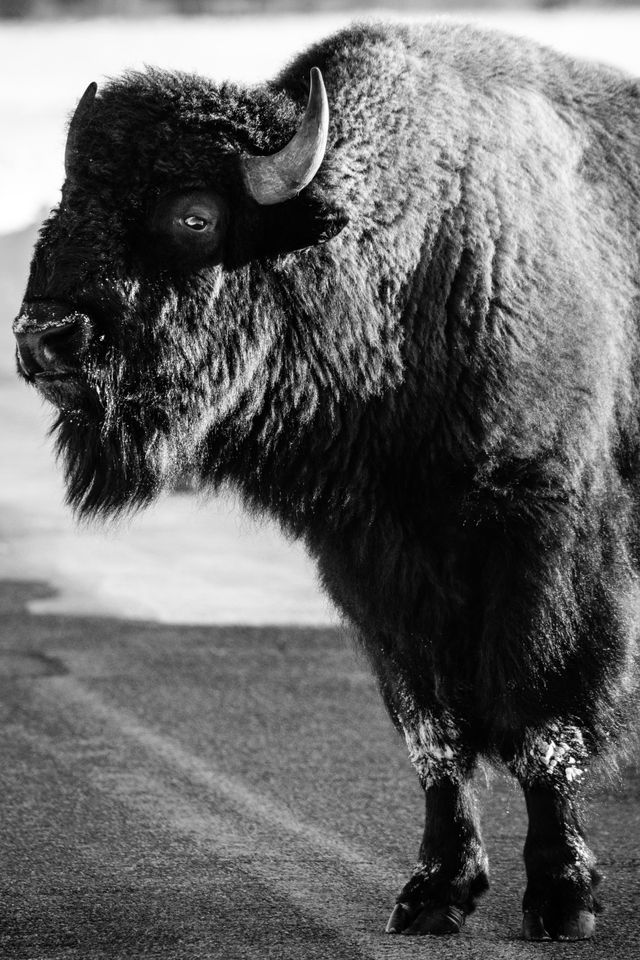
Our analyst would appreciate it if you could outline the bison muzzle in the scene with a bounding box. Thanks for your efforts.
[14,21,640,942]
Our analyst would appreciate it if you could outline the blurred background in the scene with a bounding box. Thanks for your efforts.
[3,0,640,17]
[2,0,640,626]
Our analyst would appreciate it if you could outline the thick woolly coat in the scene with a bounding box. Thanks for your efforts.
[22,22,640,762]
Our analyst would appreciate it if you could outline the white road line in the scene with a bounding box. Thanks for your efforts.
[32,673,402,959]
[45,673,398,887]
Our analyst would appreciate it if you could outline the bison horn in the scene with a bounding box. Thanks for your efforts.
[243,67,329,206]
[64,81,97,176]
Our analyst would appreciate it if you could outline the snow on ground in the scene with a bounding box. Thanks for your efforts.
[1,7,639,625]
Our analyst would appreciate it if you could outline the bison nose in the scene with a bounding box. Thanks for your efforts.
[13,303,92,380]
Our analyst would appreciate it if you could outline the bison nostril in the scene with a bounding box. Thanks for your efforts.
[13,306,93,380]
[16,341,41,379]
[41,323,83,364]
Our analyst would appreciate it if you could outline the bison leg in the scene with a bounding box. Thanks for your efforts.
[386,723,489,936]
[508,727,600,941]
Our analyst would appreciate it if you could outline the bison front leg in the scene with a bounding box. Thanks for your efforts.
[386,721,489,936]
[507,726,600,941]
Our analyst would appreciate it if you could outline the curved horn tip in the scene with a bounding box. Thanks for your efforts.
[308,66,328,122]
[310,68,328,124]
[68,81,97,126]
[309,66,323,90]
[79,81,98,105]
[65,81,97,176]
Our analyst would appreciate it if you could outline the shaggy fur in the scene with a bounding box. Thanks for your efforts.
[15,21,640,940]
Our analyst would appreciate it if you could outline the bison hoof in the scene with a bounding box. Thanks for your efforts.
[385,902,466,936]
[522,909,596,942]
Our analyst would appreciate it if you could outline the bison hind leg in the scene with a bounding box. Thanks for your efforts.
[522,908,596,942]
[506,726,600,941]
[520,841,601,942]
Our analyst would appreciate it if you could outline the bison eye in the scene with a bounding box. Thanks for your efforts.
[150,189,228,264]
[182,214,208,231]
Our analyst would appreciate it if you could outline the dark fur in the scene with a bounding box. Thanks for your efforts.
[17,22,640,939]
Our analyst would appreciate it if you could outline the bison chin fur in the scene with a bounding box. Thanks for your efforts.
[52,407,178,521]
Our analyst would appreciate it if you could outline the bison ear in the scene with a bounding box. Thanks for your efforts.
[260,185,348,256]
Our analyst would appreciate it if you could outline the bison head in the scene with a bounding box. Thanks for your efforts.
[13,67,347,518]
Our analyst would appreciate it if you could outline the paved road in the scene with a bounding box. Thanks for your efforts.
[1,582,640,959]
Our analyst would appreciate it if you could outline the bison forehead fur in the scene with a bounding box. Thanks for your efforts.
[16,20,640,942]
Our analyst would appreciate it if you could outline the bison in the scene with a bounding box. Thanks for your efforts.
[12,20,640,942]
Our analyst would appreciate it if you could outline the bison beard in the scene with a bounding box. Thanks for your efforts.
[53,404,167,519]
[14,20,640,944]
[48,311,194,518]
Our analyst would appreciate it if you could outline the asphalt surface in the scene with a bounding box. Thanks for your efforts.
[1,583,640,959]
[1,222,640,957]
